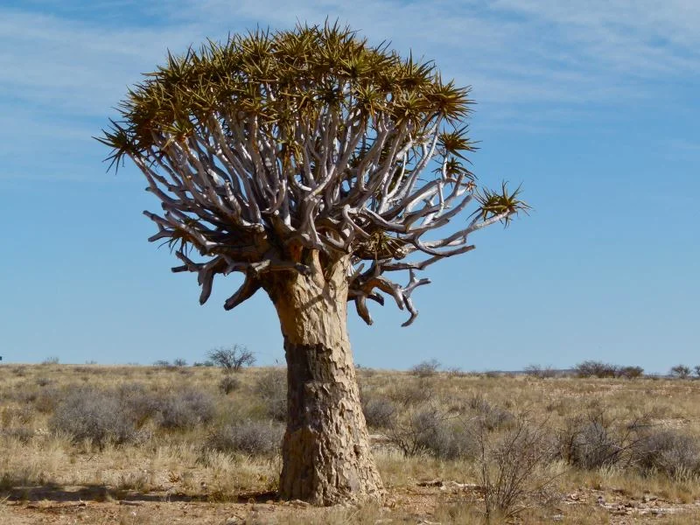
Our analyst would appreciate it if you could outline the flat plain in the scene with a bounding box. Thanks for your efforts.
[2,363,700,524]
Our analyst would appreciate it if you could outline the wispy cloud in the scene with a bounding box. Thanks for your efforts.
[0,9,203,116]
[1,1,699,180]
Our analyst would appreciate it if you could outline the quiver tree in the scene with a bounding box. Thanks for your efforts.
[99,23,528,505]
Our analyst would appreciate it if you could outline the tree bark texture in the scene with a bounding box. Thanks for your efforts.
[263,252,383,505]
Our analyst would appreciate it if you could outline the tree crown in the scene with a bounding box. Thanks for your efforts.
[99,22,528,326]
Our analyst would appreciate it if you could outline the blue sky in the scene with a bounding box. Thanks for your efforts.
[1,1,698,372]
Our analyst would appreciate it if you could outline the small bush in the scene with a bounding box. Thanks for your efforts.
[35,377,54,387]
[155,388,216,430]
[1,427,34,443]
[388,380,434,407]
[219,375,241,395]
[558,410,645,470]
[566,420,619,469]
[388,407,441,457]
[254,368,287,422]
[1,406,33,426]
[362,396,397,429]
[477,417,558,521]
[117,383,160,426]
[469,395,515,431]
[50,387,136,446]
[173,358,188,367]
[430,420,477,460]
[207,420,284,457]
[635,430,700,480]
[34,386,62,413]
[388,407,474,460]
[410,359,440,378]
[11,366,27,377]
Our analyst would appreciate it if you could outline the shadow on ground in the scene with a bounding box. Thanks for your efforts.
[1,477,277,504]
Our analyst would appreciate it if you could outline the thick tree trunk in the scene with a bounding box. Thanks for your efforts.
[263,252,383,505]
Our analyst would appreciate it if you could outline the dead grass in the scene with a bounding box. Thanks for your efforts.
[2,364,700,523]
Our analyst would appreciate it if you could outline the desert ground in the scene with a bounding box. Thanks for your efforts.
[2,362,700,524]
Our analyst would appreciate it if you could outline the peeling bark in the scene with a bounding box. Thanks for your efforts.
[263,253,383,505]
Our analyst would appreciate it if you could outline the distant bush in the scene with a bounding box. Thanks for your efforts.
[670,365,692,379]
[617,366,644,379]
[173,358,188,367]
[524,364,556,379]
[208,345,256,373]
[207,420,284,457]
[41,357,59,365]
[410,359,440,378]
[445,366,466,378]
[574,362,644,379]
[254,369,287,422]
[574,361,619,378]
[50,387,136,446]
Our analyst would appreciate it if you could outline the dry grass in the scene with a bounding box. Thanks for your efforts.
[2,364,700,523]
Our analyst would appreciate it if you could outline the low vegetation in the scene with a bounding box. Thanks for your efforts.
[2,363,700,523]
